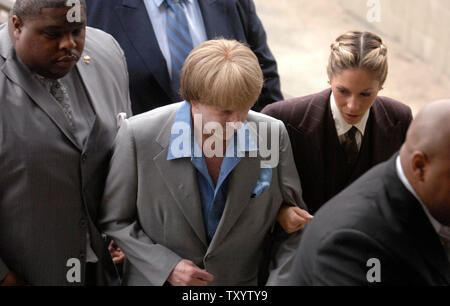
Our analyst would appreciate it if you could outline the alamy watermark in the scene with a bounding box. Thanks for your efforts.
[366,257,381,283]
[66,258,81,283]
[66,0,81,23]
[170,114,281,168]
[367,0,381,23]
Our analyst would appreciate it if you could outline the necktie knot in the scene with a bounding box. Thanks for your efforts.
[347,126,358,138]
[165,0,182,8]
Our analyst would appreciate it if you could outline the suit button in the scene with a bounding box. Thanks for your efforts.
[79,252,86,261]
[81,153,87,162]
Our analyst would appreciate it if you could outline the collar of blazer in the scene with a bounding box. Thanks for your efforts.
[383,156,450,284]
[152,104,263,250]
[293,88,395,136]
[0,25,104,152]
[289,88,397,163]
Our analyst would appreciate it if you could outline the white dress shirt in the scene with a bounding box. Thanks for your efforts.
[330,93,370,151]
[396,156,450,263]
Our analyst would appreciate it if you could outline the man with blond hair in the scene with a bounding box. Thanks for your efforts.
[99,39,311,286]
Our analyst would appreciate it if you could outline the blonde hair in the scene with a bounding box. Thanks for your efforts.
[180,39,263,111]
[328,31,388,86]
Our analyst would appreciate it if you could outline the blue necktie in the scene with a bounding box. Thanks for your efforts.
[165,0,193,94]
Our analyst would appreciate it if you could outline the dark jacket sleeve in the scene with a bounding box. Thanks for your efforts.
[301,229,403,285]
[0,258,9,282]
[237,0,284,111]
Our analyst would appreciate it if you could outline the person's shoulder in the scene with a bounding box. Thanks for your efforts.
[83,27,125,63]
[261,89,331,124]
[129,103,181,124]
[374,96,413,122]
[85,26,116,46]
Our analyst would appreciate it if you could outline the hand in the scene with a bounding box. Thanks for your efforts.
[168,259,214,286]
[277,206,313,234]
[108,240,125,264]
[0,272,26,286]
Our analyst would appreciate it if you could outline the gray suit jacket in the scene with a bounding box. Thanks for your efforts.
[100,103,306,286]
[0,24,132,285]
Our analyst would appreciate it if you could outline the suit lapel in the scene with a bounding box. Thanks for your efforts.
[0,27,81,150]
[153,149,208,247]
[115,0,172,98]
[370,99,396,162]
[297,90,330,205]
[207,154,261,253]
[198,0,235,39]
[153,109,208,247]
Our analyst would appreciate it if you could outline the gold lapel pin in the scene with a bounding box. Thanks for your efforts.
[83,55,91,65]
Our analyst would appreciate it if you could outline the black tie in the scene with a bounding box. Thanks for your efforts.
[343,126,359,165]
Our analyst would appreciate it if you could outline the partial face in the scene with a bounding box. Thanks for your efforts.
[191,102,249,141]
[11,6,86,79]
[420,154,450,225]
[329,68,382,125]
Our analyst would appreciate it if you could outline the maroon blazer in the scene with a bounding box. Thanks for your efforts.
[262,88,413,214]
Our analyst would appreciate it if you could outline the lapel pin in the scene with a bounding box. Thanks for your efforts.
[83,55,91,65]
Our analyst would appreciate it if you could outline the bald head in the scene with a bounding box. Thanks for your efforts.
[403,100,450,159]
[400,99,450,225]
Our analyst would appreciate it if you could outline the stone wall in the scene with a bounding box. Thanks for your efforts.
[339,0,450,78]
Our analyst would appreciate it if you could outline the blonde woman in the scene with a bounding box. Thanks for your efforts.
[263,31,413,216]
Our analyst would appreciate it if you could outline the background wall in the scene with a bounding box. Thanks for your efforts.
[1,0,449,115]
[255,0,450,115]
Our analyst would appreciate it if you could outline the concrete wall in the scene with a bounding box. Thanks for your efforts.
[339,0,450,79]
[0,0,12,23]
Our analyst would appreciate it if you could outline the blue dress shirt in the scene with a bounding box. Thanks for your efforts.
[167,102,258,242]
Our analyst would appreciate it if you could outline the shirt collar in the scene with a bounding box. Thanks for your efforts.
[395,156,446,237]
[330,92,370,136]
[167,101,258,160]
[153,0,192,7]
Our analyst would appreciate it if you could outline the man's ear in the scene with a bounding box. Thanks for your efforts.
[10,15,24,38]
[410,151,427,182]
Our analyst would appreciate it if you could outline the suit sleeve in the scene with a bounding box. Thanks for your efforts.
[266,121,306,285]
[299,229,400,285]
[0,259,9,282]
[239,0,283,111]
[99,119,182,286]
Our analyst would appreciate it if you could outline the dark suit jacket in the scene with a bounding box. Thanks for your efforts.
[262,88,413,214]
[287,155,450,285]
[0,25,131,285]
[86,0,283,114]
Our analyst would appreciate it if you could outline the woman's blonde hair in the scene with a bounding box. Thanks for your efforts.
[328,31,388,86]
[180,39,263,111]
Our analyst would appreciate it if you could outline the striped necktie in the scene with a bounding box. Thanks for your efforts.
[343,126,359,165]
[165,0,193,94]
[49,79,76,132]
